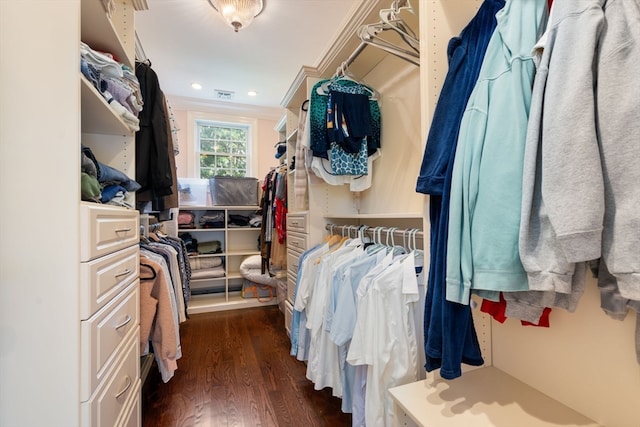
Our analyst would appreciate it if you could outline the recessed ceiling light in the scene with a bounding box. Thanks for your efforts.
[248,91,257,97]
[191,82,203,90]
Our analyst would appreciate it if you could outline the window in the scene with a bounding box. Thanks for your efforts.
[196,120,250,178]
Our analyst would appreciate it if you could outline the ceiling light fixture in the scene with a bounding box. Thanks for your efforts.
[248,91,257,96]
[207,0,264,33]
[191,82,203,90]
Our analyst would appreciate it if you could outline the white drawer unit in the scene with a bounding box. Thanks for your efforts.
[80,245,140,320]
[80,280,140,401]
[285,300,293,337]
[287,271,296,303]
[287,231,308,252]
[285,212,310,333]
[80,202,140,261]
[117,379,141,427]
[286,211,308,233]
[81,329,140,427]
[286,248,303,275]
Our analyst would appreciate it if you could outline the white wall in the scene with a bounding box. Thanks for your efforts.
[167,96,282,182]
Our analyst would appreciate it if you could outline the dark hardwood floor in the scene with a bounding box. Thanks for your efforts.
[142,305,352,427]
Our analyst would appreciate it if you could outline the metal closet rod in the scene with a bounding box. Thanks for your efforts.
[325,223,423,240]
[334,0,419,76]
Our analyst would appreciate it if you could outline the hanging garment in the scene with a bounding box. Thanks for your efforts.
[306,77,382,191]
[514,0,640,361]
[139,250,182,383]
[417,0,506,381]
[294,100,310,208]
[347,253,421,427]
[135,61,173,198]
[445,0,548,304]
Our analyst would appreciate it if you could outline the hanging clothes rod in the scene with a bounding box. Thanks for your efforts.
[325,223,423,247]
[334,0,419,76]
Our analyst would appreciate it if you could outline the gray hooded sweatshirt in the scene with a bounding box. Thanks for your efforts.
[507,0,640,320]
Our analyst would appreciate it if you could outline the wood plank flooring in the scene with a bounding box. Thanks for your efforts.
[142,305,352,427]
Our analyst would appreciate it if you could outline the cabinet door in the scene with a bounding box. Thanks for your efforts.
[81,328,140,427]
[80,245,139,319]
[80,203,139,261]
[80,281,139,400]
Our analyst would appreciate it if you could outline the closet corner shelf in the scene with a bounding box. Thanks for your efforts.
[81,0,133,68]
[81,76,134,136]
[389,366,601,427]
[286,128,298,142]
[187,292,277,314]
[178,205,260,211]
[324,212,423,219]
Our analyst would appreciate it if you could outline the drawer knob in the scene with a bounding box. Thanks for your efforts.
[114,269,132,278]
[115,375,132,399]
[115,227,132,233]
[114,315,132,331]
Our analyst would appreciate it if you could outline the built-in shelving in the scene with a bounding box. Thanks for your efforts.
[389,367,600,427]
[177,205,277,313]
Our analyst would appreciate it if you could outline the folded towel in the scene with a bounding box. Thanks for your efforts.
[189,256,223,270]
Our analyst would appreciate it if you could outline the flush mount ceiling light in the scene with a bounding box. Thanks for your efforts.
[207,0,264,32]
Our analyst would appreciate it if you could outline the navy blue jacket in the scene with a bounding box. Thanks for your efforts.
[416,0,505,379]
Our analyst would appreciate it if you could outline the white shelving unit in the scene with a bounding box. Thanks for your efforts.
[1,0,143,426]
[389,367,600,427]
[177,205,278,314]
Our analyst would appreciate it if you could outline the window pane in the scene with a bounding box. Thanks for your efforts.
[200,138,215,152]
[197,121,250,179]
[234,156,247,170]
[200,167,215,179]
[217,140,232,154]
[200,154,216,167]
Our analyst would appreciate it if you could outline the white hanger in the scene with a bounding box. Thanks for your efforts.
[379,0,419,53]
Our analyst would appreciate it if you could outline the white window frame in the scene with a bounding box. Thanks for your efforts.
[186,111,258,178]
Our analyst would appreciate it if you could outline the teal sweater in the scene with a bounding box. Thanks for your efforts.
[446,0,548,304]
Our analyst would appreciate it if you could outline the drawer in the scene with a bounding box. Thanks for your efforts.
[286,248,303,276]
[81,281,140,401]
[285,300,293,337]
[80,245,140,320]
[286,212,308,233]
[116,379,141,427]
[287,271,296,304]
[287,231,308,252]
[81,328,140,427]
[81,202,139,261]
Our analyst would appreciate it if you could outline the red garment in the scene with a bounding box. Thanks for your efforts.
[480,293,552,327]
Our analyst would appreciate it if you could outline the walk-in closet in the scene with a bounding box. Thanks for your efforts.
[1,0,638,426]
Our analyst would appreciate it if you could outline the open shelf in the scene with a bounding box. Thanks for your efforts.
[187,293,278,314]
[389,367,600,427]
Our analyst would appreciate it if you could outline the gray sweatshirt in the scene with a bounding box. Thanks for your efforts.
[507,0,640,318]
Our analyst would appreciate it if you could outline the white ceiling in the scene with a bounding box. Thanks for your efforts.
[134,0,358,112]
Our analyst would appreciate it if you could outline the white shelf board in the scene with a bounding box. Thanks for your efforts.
[325,212,423,219]
[389,366,601,427]
[187,293,277,314]
[226,250,260,257]
[190,277,225,283]
[81,0,133,68]
[178,228,225,233]
[178,205,261,211]
[80,76,132,135]
[286,128,298,142]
